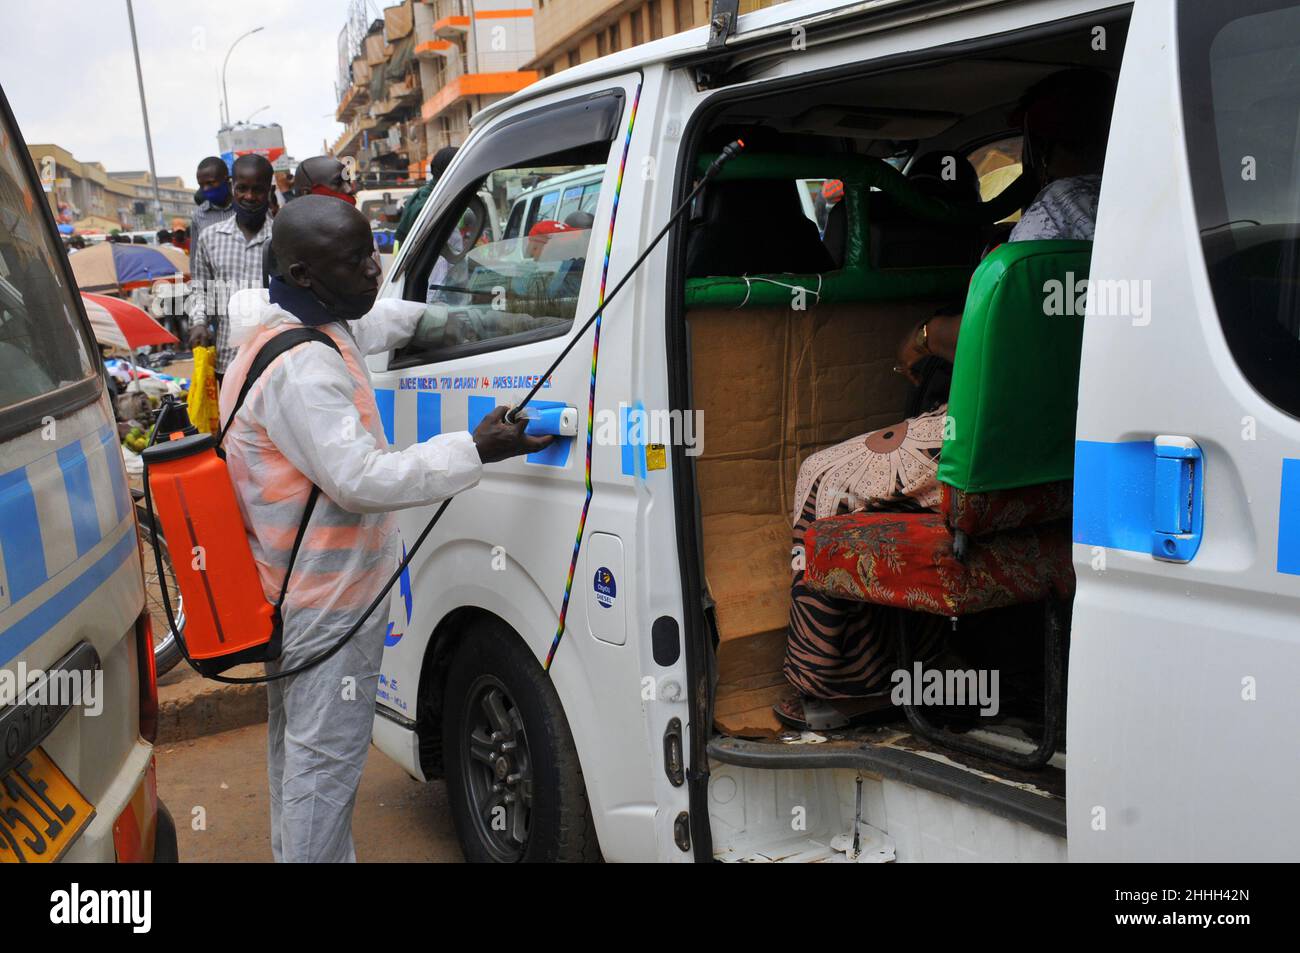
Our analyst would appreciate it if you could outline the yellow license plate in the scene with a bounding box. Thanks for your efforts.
[0,747,95,863]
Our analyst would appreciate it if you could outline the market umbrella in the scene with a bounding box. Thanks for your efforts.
[154,244,189,274]
[81,292,179,350]
[69,242,187,294]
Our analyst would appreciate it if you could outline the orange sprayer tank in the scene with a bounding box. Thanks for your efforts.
[143,432,279,675]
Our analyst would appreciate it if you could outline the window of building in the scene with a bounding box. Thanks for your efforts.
[649,0,664,39]
[631,9,644,45]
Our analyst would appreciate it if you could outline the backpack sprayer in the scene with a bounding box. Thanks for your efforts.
[141,138,746,685]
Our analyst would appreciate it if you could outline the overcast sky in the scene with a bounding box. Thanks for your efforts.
[0,0,363,187]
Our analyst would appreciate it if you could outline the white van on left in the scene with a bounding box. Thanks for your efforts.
[0,86,177,863]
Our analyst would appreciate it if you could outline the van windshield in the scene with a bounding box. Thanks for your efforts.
[0,117,96,412]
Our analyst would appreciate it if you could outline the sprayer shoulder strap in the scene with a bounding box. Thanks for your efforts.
[216,326,342,448]
[215,326,342,621]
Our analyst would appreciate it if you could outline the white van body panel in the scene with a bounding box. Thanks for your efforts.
[1067,0,1300,861]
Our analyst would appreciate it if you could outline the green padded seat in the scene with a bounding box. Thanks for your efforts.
[938,239,1092,494]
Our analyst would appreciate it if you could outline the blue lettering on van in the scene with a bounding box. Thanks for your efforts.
[397,374,552,392]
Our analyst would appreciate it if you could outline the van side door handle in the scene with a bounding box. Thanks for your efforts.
[1152,435,1204,563]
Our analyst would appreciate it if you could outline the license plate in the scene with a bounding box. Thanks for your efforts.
[0,747,95,863]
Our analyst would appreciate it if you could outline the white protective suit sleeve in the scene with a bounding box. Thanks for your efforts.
[247,340,482,513]
[348,297,429,356]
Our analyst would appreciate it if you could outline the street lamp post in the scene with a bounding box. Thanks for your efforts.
[124,0,165,228]
[221,26,264,127]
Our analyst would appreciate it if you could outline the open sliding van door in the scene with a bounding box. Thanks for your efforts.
[1069,0,1300,861]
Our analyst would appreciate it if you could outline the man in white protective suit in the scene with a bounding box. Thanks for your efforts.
[219,196,551,862]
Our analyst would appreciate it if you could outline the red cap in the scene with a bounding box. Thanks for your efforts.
[528,220,573,237]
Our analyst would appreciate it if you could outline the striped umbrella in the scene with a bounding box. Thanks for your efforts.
[81,292,178,350]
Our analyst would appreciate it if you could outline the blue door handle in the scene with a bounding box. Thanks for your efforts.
[1152,435,1204,562]
[519,405,579,438]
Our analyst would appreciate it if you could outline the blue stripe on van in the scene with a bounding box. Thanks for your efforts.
[416,392,442,441]
[375,388,395,445]
[57,442,101,557]
[0,526,136,666]
[0,466,48,603]
[467,395,496,434]
[1072,439,1154,555]
[620,401,648,478]
[100,425,130,524]
[1276,459,1300,575]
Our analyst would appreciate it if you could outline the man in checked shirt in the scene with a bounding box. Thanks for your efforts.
[187,153,275,382]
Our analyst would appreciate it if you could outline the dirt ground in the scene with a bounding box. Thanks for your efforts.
[155,723,464,863]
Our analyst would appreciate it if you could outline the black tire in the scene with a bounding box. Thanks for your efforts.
[135,503,185,677]
[442,620,600,863]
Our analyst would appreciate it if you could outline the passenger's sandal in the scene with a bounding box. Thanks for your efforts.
[773,693,894,731]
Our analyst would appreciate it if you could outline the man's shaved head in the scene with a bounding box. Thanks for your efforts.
[273,194,366,263]
[272,195,380,320]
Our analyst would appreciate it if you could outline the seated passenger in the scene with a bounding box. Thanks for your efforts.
[775,69,1114,730]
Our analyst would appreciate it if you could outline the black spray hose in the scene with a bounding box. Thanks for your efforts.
[145,139,747,684]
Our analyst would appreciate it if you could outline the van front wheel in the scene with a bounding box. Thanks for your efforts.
[442,624,600,863]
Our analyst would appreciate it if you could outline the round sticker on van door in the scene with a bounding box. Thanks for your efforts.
[593,567,616,608]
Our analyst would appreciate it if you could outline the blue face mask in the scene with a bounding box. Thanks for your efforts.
[200,181,231,206]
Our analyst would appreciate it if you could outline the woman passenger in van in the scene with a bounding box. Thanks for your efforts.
[776,69,1115,730]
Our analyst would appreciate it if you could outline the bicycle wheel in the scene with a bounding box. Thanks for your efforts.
[136,503,185,676]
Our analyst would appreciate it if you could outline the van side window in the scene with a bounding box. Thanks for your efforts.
[394,161,605,367]
[0,129,96,413]
[1181,0,1300,416]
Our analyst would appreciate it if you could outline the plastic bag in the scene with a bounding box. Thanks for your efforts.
[187,346,221,434]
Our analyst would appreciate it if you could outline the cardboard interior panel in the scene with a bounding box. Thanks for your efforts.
[690,298,947,735]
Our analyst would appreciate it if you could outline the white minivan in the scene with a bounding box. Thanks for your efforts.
[366,0,1300,862]
[0,87,177,862]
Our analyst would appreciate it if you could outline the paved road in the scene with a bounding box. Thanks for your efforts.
[155,723,463,862]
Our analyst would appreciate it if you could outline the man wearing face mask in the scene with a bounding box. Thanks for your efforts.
[220,196,549,862]
[187,153,276,379]
[191,155,236,246]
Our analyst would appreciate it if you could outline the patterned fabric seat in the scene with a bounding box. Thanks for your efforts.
[803,488,1075,618]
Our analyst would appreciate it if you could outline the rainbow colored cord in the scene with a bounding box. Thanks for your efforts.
[544,83,642,671]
